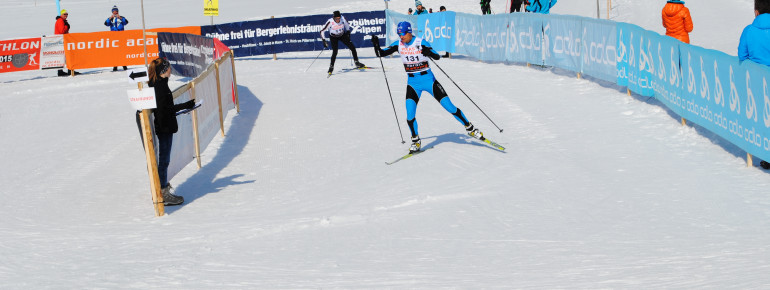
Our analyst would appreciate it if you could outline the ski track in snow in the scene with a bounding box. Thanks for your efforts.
[2,0,770,288]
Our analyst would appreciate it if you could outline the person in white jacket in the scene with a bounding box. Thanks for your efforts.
[320,10,365,74]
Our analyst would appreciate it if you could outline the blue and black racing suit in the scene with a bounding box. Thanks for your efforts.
[374,36,471,139]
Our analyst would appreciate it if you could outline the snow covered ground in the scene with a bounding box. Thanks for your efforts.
[1,0,769,288]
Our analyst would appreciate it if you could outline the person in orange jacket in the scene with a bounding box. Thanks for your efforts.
[54,9,70,34]
[662,0,694,43]
[54,9,79,76]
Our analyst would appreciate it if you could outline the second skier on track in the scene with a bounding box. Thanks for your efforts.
[320,10,365,75]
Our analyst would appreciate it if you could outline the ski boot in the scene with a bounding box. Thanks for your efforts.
[409,136,421,153]
[355,61,366,69]
[328,65,334,75]
[161,184,184,206]
[465,123,483,140]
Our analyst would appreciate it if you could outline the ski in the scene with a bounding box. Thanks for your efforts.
[478,136,505,151]
[385,147,433,165]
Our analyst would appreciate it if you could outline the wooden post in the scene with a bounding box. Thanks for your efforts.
[681,117,686,126]
[139,109,164,216]
[627,88,631,96]
[215,62,225,137]
[229,51,240,113]
[747,153,753,167]
[137,82,164,216]
[577,72,582,79]
[607,0,611,19]
[190,82,202,169]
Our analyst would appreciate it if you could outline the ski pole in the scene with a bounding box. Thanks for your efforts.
[378,56,406,144]
[304,48,325,73]
[429,58,504,133]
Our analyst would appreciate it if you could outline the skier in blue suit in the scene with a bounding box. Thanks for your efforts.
[526,0,557,14]
[371,21,484,153]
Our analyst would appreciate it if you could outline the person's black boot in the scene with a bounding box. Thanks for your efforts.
[161,184,184,206]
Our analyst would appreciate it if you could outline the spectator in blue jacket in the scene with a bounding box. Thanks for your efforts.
[104,5,128,31]
[739,0,770,169]
[739,0,770,66]
[104,5,128,71]
[526,0,557,14]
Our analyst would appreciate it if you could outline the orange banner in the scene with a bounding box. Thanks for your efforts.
[63,26,200,70]
[0,37,41,73]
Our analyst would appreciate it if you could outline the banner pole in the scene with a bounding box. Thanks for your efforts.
[191,82,202,169]
[57,0,61,15]
[141,0,149,67]
[229,51,241,113]
[596,0,600,19]
[215,63,225,137]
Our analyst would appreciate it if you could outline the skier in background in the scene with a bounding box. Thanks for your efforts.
[662,0,694,43]
[320,10,365,74]
[148,57,196,206]
[104,5,129,71]
[526,0,557,14]
[371,22,485,153]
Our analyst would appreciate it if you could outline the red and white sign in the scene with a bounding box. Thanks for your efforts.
[0,37,41,73]
[40,35,65,69]
[127,89,157,110]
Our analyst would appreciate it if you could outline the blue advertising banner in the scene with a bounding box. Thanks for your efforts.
[580,18,617,83]
[157,32,215,78]
[677,44,770,160]
[648,34,683,117]
[384,10,417,46]
[617,23,655,97]
[202,11,385,57]
[477,14,511,62]
[415,11,456,53]
[504,12,546,64]
[543,15,582,71]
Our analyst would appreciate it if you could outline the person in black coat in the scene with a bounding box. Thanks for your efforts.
[148,57,195,206]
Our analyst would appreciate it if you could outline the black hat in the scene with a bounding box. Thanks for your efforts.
[333,11,341,18]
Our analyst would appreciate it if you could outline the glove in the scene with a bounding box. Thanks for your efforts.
[421,45,439,60]
[323,39,328,48]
